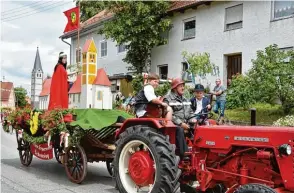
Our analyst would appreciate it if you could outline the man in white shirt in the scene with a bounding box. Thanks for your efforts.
[134,73,172,119]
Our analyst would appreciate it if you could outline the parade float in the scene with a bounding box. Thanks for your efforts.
[2,106,133,183]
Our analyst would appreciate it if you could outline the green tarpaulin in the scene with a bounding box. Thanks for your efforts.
[70,109,134,130]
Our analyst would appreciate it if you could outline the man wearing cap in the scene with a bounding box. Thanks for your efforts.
[211,78,226,123]
[163,78,196,159]
[191,84,211,122]
[134,73,172,119]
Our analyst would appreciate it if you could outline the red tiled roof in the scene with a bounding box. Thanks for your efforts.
[1,81,13,102]
[40,78,51,96]
[82,39,92,53]
[61,1,207,38]
[69,74,82,94]
[81,10,113,28]
[93,68,111,86]
[168,1,202,11]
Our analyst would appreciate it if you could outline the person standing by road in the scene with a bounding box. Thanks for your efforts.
[211,78,226,123]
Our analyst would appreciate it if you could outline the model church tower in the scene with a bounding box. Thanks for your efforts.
[81,38,97,108]
[31,47,43,109]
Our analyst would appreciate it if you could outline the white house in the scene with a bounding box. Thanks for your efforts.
[151,1,294,88]
[39,78,51,110]
[59,1,294,90]
[0,81,16,109]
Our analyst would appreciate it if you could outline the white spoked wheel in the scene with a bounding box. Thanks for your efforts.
[119,140,156,193]
[114,126,181,193]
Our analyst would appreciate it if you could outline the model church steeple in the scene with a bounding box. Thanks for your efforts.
[31,47,43,109]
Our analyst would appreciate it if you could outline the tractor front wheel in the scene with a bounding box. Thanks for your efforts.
[114,126,181,193]
[235,183,277,193]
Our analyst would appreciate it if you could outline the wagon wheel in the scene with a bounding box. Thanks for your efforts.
[54,147,63,164]
[64,144,87,184]
[106,160,114,177]
[18,138,33,166]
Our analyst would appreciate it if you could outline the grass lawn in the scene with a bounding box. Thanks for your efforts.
[213,103,293,125]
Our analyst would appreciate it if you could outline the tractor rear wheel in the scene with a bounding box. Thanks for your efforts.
[235,183,277,193]
[114,126,181,193]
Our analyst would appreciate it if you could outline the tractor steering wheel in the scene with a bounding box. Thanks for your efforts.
[192,108,213,126]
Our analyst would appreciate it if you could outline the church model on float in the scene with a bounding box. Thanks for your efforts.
[37,38,113,110]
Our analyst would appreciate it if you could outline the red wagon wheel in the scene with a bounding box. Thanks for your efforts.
[17,138,33,166]
[64,144,87,184]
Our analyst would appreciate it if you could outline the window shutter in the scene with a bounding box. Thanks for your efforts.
[226,4,243,24]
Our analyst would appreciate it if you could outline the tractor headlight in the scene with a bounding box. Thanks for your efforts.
[278,144,292,156]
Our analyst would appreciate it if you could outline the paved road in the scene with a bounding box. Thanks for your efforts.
[1,127,117,193]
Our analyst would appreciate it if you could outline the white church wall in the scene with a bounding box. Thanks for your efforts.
[93,86,112,110]
[69,93,81,109]
[39,95,49,110]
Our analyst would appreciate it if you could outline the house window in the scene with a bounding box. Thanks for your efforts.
[182,62,189,72]
[183,18,196,39]
[158,65,168,79]
[97,91,103,101]
[76,47,82,64]
[73,94,75,102]
[159,30,169,46]
[182,62,192,81]
[118,44,126,53]
[101,40,107,57]
[273,1,294,19]
[280,47,293,63]
[225,4,243,31]
[82,53,87,63]
[111,80,117,92]
[78,94,80,102]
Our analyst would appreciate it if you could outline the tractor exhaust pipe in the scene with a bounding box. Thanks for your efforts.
[250,108,256,126]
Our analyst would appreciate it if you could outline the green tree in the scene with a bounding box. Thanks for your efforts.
[79,1,105,22]
[248,44,294,114]
[14,87,28,108]
[79,1,172,73]
[182,50,215,77]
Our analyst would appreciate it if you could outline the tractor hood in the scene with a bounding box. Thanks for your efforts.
[195,125,294,149]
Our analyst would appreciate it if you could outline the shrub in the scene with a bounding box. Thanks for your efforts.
[226,74,256,109]
[273,115,294,127]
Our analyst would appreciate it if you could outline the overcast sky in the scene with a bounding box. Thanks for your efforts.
[1,0,75,96]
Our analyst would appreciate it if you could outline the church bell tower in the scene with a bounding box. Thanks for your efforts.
[31,47,43,109]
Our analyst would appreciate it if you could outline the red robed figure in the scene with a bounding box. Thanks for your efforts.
[48,52,69,110]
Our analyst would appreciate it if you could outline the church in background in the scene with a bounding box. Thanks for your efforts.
[35,39,113,110]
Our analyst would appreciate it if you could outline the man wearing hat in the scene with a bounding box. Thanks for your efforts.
[190,84,211,121]
[163,78,196,160]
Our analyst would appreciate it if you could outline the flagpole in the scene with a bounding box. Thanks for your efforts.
[77,0,81,69]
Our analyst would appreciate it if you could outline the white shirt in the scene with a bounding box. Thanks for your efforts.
[136,85,157,117]
[195,98,203,114]
[144,85,157,102]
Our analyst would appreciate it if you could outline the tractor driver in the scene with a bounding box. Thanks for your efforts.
[163,78,197,160]
[134,73,173,119]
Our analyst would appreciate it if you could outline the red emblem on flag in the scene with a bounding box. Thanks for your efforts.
[63,6,79,33]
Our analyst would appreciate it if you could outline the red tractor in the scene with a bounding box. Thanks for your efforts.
[113,109,294,193]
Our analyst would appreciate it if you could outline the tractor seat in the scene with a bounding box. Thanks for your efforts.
[144,103,165,118]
